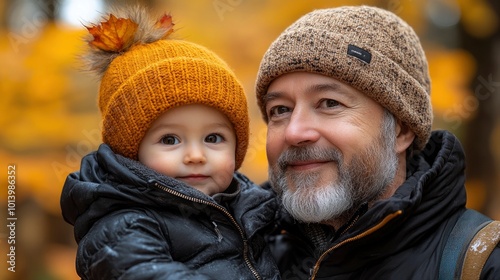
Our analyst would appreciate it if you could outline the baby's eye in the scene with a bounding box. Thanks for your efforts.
[205,133,224,144]
[160,135,180,145]
[268,105,291,118]
[319,99,340,108]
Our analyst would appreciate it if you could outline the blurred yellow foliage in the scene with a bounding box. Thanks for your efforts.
[457,0,499,38]
[465,179,487,210]
[1,24,93,152]
[428,48,477,125]
[0,23,100,215]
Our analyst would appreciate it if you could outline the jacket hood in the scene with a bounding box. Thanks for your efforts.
[60,143,277,243]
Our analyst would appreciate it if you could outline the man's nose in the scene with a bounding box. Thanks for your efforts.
[284,108,321,146]
[183,143,207,164]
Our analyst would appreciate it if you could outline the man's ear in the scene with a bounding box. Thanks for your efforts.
[395,120,415,153]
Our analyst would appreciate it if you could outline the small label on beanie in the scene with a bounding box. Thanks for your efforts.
[347,44,371,64]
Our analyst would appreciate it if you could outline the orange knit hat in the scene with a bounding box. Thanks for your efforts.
[84,7,249,170]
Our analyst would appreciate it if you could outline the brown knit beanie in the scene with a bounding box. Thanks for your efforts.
[256,6,432,150]
[85,7,249,169]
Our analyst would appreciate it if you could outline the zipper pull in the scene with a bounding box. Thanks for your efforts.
[212,221,223,242]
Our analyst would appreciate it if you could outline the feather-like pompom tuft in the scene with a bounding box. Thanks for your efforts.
[82,5,175,77]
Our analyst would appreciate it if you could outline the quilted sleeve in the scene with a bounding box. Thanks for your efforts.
[76,209,214,280]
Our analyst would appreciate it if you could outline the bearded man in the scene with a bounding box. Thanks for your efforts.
[255,6,500,279]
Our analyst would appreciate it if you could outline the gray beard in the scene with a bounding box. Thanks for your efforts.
[269,112,398,224]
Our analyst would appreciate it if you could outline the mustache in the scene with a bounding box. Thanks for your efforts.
[276,146,343,170]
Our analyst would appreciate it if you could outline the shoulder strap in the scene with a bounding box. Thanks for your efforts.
[460,220,500,280]
[439,209,491,280]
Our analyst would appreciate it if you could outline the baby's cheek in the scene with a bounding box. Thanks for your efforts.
[220,159,236,185]
[227,159,236,172]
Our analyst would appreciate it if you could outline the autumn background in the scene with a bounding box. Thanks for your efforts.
[0,0,499,279]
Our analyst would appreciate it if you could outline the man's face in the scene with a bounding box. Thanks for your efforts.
[265,72,399,223]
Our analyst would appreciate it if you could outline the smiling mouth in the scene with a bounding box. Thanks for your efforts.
[288,161,329,171]
[177,175,210,181]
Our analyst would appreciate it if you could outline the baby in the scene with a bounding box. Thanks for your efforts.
[60,6,279,280]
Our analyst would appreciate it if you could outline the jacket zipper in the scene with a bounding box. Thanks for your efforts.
[153,181,262,280]
[309,210,403,280]
[212,221,223,242]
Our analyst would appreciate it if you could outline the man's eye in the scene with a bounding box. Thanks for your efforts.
[269,105,290,117]
[205,133,224,143]
[320,99,340,108]
[160,135,180,145]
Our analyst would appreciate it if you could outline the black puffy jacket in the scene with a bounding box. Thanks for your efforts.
[267,131,500,279]
[61,144,280,280]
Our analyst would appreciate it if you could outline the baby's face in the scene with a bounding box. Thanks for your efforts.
[138,104,236,195]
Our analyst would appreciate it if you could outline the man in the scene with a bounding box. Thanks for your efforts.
[255,6,500,279]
